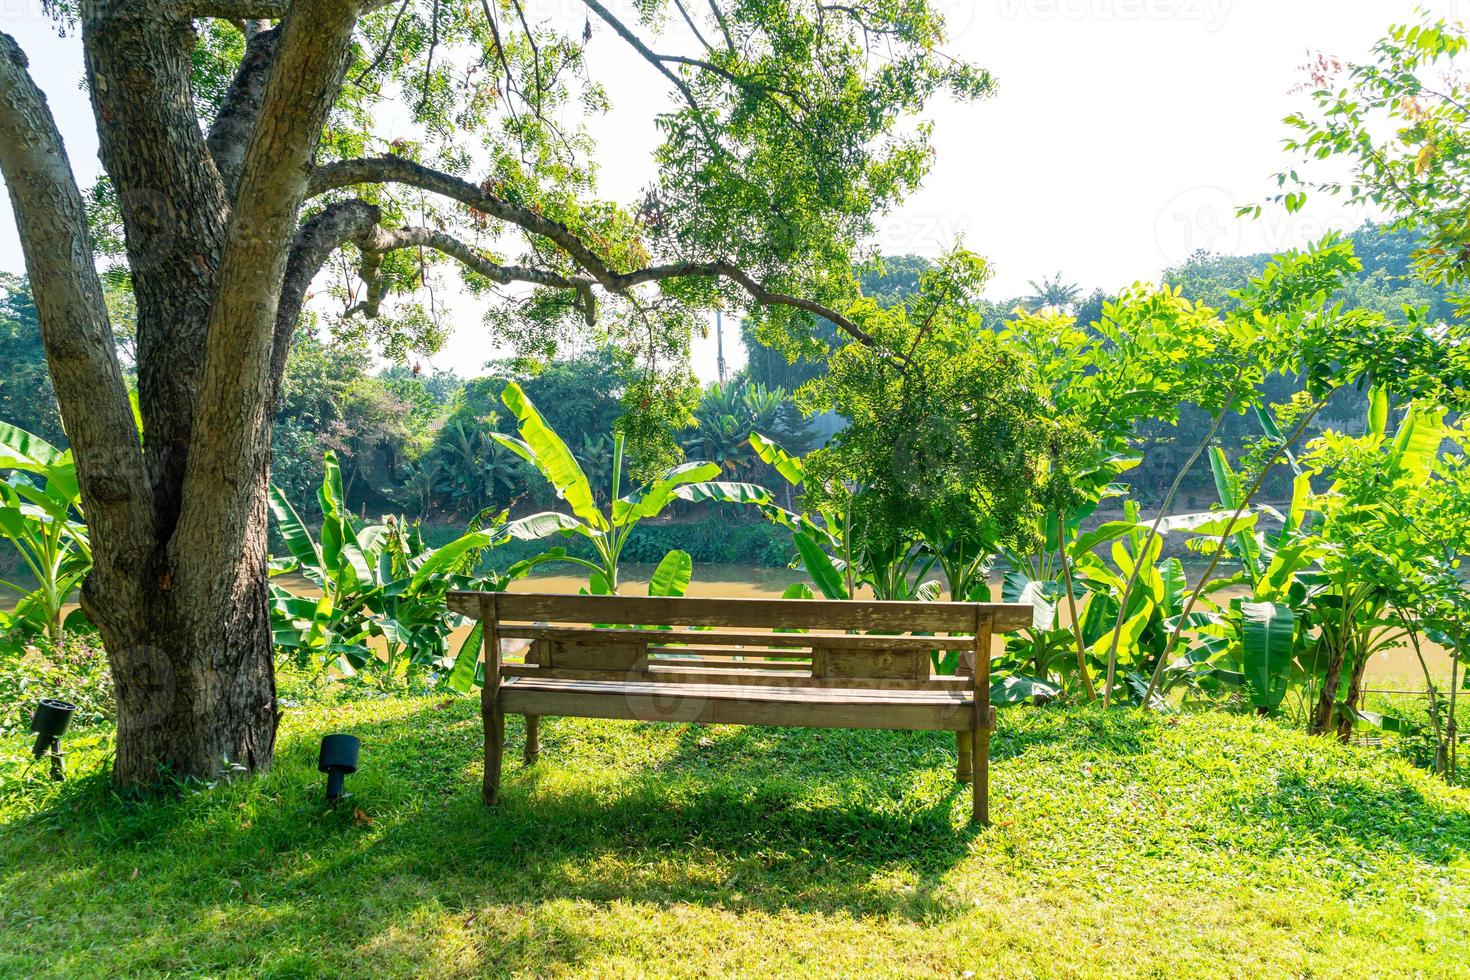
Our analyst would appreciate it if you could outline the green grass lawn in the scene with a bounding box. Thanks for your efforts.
[2,696,1468,978]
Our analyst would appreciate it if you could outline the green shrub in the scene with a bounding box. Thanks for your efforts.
[0,630,113,735]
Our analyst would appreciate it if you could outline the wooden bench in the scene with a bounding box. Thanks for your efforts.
[446,592,1030,824]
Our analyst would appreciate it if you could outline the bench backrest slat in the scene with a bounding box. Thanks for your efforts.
[495,624,979,651]
[452,591,1028,687]
[449,591,1031,633]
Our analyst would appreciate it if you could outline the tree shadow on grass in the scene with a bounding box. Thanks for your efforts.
[1,699,985,971]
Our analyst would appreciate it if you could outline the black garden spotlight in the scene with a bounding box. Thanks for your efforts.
[29,698,76,780]
[318,734,359,808]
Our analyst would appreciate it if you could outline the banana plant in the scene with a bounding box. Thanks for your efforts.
[1189,457,1322,715]
[998,488,1153,699]
[0,422,91,644]
[492,382,766,594]
[742,432,942,603]
[1161,391,1443,731]
[1293,393,1448,737]
[269,451,534,685]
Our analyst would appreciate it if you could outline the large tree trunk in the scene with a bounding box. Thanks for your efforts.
[68,0,282,785]
[0,0,359,785]
[88,496,278,784]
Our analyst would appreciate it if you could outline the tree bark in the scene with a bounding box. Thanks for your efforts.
[206,23,280,199]
[1308,640,1345,736]
[1,0,360,785]
[0,25,276,784]
[82,0,229,539]
[80,0,289,785]
[1334,640,1371,742]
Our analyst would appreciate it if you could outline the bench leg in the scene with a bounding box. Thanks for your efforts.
[955,729,973,784]
[524,714,540,765]
[483,698,505,807]
[972,721,990,827]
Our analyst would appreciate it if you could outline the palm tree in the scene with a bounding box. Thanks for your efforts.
[435,420,487,514]
[686,379,812,480]
[479,439,523,508]
[399,458,441,518]
[575,433,615,503]
[1023,272,1083,313]
[686,382,759,478]
[431,422,525,515]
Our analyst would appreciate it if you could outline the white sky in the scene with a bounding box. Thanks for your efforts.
[1,0,1462,381]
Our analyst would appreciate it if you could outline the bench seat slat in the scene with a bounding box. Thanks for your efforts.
[500,663,972,691]
[499,677,974,732]
[644,651,814,666]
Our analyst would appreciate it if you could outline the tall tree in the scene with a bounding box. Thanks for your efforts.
[0,2,986,783]
[1265,14,1470,310]
[1022,272,1082,313]
[0,274,65,445]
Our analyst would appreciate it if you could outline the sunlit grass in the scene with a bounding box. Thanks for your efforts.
[2,694,1468,977]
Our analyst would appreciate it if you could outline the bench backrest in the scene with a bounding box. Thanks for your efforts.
[448,591,1030,688]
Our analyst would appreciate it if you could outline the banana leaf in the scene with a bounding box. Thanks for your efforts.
[496,382,606,530]
[792,530,848,600]
[648,549,693,597]
[1241,601,1294,712]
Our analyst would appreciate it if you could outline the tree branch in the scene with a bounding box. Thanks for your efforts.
[177,0,364,566]
[271,199,383,399]
[273,200,600,399]
[707,0,737,54]
[579,0,723,149]
[672,0,714,51]
[0,32,153,560]
[308,155,875,344]
[355,225,598,321]
[186,0,395,20]
[186,0,290,17]
[354,0,411,86]
[206,23,280,200]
